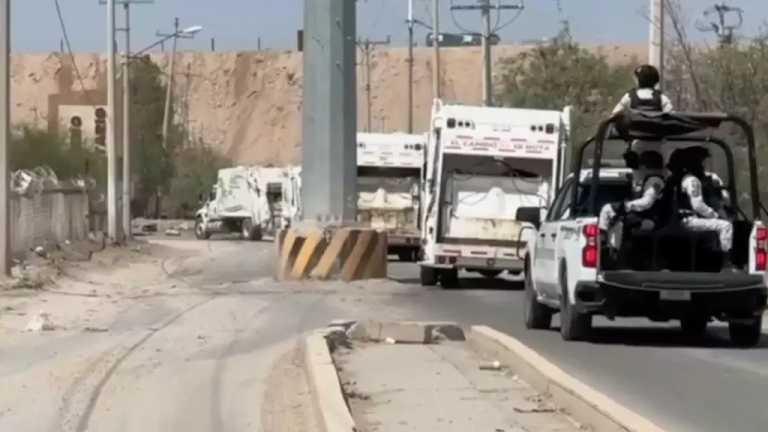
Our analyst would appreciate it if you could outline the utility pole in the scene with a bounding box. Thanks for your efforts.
[649,0,665,88]
[161,17,179,153]
[357,37,390,133]
[0,0,9,275]
[432,0,441,100]
[695,3,744,46]
[106,0,118,242]
[407,0,414,133]
[451,0,523,107]
[98,0,154,240]
[122,2,131,239]
[301,0,357,224]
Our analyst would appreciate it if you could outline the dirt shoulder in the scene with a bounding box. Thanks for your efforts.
[0,238,204,336]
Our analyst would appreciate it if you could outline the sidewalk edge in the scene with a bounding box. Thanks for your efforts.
[303,332,356,432]
[469,325,666,432]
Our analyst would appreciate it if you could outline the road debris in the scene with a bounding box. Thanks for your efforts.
[83,326,109,333]
[384,337,397,344]
[165,229,181,237]
[514,407,557,414]
[479,360,504,371]
[25,311,55,332]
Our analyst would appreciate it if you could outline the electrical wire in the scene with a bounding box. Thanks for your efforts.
[53,0,95,106]
[449,0,480,34]
[492,0,525,33]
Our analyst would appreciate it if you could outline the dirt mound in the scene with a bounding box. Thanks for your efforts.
[11,45,643,166]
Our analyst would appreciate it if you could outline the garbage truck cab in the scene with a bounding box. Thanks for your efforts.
[420,100,571,288]
[357,132,427,261]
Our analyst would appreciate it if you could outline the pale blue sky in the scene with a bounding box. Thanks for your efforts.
[12,1,768,53]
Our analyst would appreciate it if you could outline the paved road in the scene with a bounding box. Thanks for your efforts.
[2,237,766,431]
[386,263,768,432]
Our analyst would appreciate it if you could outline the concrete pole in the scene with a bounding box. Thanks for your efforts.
[122,2,132,239]
[481,0,493,106]
[407,0,414,133]
[301,0,357,224]
[650,0,665,87]
[432,0,441,100]
[161,17,179,150]
[107,0,118,242]
[0,0,9,275]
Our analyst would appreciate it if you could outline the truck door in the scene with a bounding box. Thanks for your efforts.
[534,179,575,297]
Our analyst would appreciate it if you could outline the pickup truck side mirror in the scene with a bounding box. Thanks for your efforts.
[516,206,542,230]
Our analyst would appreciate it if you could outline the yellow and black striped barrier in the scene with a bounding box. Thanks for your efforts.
[275,226,387,281]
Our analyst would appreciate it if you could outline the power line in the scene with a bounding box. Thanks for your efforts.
[53,0,96,106]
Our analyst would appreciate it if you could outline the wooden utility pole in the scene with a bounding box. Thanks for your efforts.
[357,37,390,132]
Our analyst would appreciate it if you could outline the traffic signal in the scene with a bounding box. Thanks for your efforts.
[94,107,107,147]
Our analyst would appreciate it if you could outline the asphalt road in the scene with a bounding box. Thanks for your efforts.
[386,263,768,432]
[2,237,766,431]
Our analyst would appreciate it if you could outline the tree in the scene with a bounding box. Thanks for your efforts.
[129,56,184,216]
[496,35,636,164]
[166,142,231,218]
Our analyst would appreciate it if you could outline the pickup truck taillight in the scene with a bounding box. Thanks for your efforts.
[582,224,599,268]
[756,227,767,271]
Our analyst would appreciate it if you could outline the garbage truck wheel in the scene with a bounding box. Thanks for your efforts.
[195,218,211,240]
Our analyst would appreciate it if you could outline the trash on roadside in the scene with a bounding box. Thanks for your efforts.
[165,229,181,237]
[33,246,46,258]
[479,360,503,371]
[384,337,397,344]
[25,311,55,332]
[84,326,109,333]
[513,407,556,414]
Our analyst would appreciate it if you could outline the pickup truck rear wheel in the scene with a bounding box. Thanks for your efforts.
[524,263,552,330]
[729,316,762,347]
[559,266,591,341]
[420,266,438,286]
[440,268,459,289]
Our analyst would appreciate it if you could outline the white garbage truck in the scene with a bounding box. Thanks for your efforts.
[250,166,302,233]
[357,132,427,261]
[195,166,303,240]
[420,101,571,288]
[194,166,272,240]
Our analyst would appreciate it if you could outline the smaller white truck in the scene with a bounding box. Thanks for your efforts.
[420,101,571,288]
[250,166,302,234]
[195,166,271,240]
[357,132,426,261]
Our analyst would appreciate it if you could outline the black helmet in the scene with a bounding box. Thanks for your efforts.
[634,64,660,89]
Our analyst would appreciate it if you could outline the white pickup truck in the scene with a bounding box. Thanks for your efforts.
[524,111,768,347]
[420,100,571,288]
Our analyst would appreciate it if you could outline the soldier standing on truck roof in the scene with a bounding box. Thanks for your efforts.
[612,64,674,115]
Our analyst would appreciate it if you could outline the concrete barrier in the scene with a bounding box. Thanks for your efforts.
[469,326,666,432]
[275,226,387,281]
[11,189,90,257]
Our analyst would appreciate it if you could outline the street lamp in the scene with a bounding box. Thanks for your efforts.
[134,18,202,218]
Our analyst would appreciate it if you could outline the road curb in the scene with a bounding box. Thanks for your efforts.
[303,332,356,432]
[469,326,666,432]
